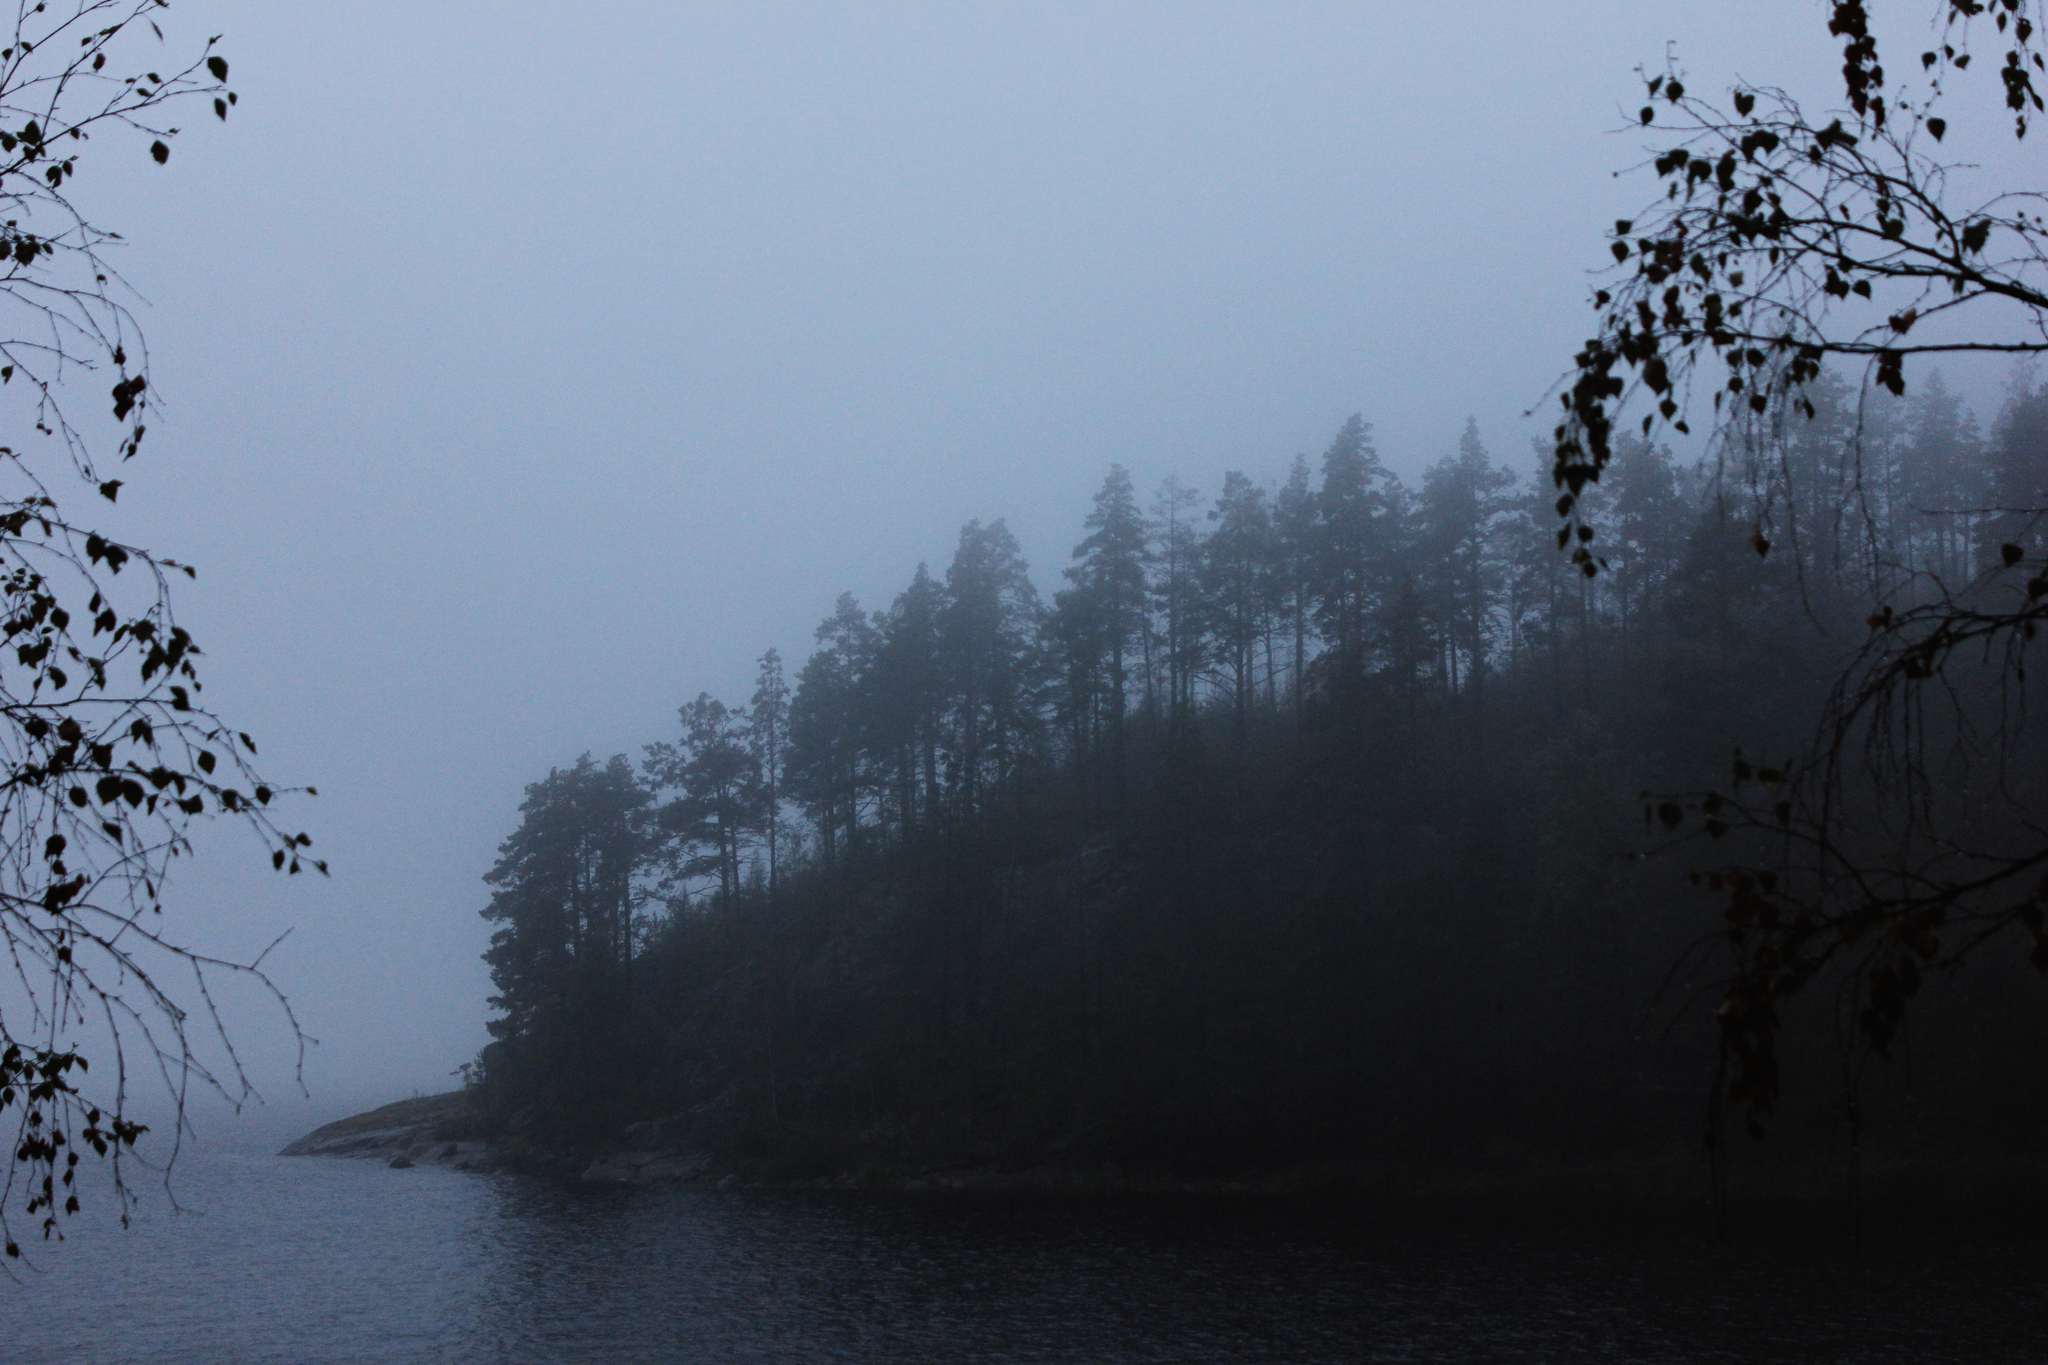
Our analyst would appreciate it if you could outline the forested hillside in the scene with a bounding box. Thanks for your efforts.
[472,372,2048,1185]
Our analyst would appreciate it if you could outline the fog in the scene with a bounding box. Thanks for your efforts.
[53,0,2005,1141]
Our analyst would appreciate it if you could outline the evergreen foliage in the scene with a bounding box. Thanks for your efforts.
[481,756,646,1131]
[477,385,2048,1179]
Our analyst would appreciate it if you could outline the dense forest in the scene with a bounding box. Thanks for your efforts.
[471,371,2048,1190]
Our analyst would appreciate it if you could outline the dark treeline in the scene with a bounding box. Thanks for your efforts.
[475,371,2048,1184]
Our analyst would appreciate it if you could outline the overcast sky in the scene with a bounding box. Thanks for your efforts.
[37,1,2025,1143]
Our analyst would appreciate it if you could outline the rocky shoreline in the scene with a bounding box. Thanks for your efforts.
[286,1093,2048,1207]
[278,1092,1713,1196]
[279,1092,489,1170]
[280,1092,728,1186]
[277,1094,1207,1191]
[275,1095,1655,1197]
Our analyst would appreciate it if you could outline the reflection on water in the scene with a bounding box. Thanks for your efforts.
[6,1152,2046,1363]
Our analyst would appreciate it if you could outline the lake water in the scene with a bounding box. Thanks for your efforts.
[3,1152,2045,1363]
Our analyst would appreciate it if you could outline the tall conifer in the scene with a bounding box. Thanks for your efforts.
[1067,466,1150,804]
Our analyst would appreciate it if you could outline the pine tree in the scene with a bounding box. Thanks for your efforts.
[875,565,947,837]
[1273,454,1318,722]
[749,649,790,900]
[1066,466,1150,804]
[1047,582,1105,779]
[1898,371,1985,585]
[644,695,763,910]
[1150,476,1205,722]
[1604,434,1688,667]
[1986,375,2048,562]
[1199,471,1275,738]
[1416,420,1515,704]
[1312,414,1395,674]
[480,754,647,1125]
[940,520,1043,813]
[788,593,879,865]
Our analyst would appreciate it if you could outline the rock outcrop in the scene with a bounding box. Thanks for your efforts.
[282,1094,719,1183]
[280,1091,488,1168]
[577,1148,711,1184]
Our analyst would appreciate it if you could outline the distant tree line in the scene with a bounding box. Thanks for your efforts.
[474,372,2048,1181]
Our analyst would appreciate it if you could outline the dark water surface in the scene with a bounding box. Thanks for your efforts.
[4,1152,2045,1363]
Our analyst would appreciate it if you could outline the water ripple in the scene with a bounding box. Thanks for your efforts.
[5,1153,2045,1364]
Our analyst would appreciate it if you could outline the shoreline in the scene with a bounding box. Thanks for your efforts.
[279,1092,2048,1219]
